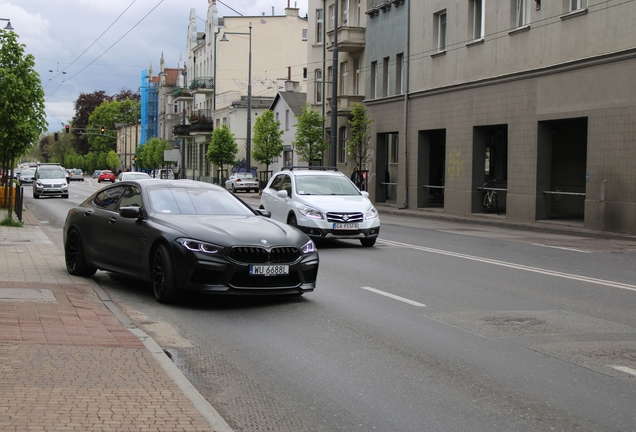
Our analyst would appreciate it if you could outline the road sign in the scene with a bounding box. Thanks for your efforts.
[164,150,181,162]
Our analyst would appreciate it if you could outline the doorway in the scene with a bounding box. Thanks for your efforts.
[536,118,587,222]
[418,129,446,208]
[376,132,399,204]
[472,125,508,214]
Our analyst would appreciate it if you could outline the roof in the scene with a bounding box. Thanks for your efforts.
[270,91,307,115]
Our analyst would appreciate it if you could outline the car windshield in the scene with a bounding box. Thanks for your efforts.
[149,188,254,215]
[295,175,360,196]
[236,173,255,179]
[21,169,35,176]
[124,173,151,180]
[38,169,66,179]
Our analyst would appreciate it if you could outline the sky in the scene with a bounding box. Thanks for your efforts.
[1,0,308,132]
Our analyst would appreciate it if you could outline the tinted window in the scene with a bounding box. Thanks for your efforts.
[94,186,125,211]
[117,186,142,209]
[37,169,66,180]
[149,188,253,215]
[269,175,285,191]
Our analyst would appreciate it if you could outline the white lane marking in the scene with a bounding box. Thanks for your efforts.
[530,243,590,253]
[609,365,636,377]
[361,286,426,307]
[378,239,636,293]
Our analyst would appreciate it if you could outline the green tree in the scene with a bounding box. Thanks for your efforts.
[293,104,328,164]
[87,99,139,154]
[252,110,284,176]
[139,137,169,173]
[0,28,46,217]
[207,124,238,183]
[346,103,373,169]
[106,150,121,171]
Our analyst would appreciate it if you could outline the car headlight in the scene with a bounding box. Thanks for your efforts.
[365,206,379,220]
[176,238,225,254]
[35,181,43,188]
[301,239,317,254]
[298,205,323,220]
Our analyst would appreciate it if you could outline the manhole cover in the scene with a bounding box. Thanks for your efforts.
[483,317,545,326]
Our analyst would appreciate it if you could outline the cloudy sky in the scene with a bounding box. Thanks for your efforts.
[2,0,308,132]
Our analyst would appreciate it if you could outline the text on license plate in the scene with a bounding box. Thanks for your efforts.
[333,222,359,230]
[249,265,289,276]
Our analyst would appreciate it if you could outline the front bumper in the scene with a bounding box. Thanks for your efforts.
[170,244,319,295]
[34,185,68,197]
[295,216,381,240]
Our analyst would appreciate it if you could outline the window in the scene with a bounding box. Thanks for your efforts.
[382,57,390,97]
[353,58,361,95]
[316,9,323,44]
[469,0,484,40]
[302,29,307,40]
[315,69,323,103]
[354,0,362,26]
[395,53,404,95]
[391,135,399,164]
[370,61,377,99]
[303,67,307,79]
[327,66,333,97]
[436,11,447,52]
[275,112,279,122]
[569,0,587,10]
[341,0,349,25]
[285,110,290,130]
[514,0,530,26]
[328,4,335,30]
[340,61,349,95]
[338,127,347,163]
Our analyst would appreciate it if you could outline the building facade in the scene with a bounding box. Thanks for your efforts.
[361,0,636,235]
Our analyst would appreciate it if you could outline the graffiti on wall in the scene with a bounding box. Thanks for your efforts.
[233,76,285,91]
[447,151,464,181]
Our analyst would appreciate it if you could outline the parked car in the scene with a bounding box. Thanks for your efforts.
[92,170,102,179]
[97,170,116,183]
[116,171,151,182]
[151,169,175,180]
[225,172,259,193]
[68,169,84,181]
[259,166,380,247]
[62,179,319,303]
[33,164,69,199]
[18,168,36,185]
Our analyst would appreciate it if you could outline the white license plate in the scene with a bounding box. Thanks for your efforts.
[249,265,289,276]
[333,223,359,230]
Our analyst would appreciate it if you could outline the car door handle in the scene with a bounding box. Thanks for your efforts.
[109,217,117,224]
[84,211,93,217]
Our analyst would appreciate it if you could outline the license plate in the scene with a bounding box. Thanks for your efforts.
[333,223,359,230]
[249,265,289,276]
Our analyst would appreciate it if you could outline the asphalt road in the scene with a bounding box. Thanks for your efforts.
[26,180,636,432]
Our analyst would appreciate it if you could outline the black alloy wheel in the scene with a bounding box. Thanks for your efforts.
[65,228,97,276]
[152,244,178,303]
[288,213,298,228]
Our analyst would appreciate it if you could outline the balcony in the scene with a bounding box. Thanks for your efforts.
[326,94,365,116]
[173,87,193,101]
[326,26,366,52]
[188,109,214,134]
[189,77,215,94]
[172,124,191,137]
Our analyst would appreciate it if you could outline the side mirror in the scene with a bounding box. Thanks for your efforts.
[277,190,288,198]
[254,209,271,218]
[119,206,142,219]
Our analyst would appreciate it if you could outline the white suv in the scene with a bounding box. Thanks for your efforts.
[260,167,380,247]
[33,164,69,199]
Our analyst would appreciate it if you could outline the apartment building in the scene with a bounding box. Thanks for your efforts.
[307,0,368,173]
[173,1,308,183]
[362,0,636,235]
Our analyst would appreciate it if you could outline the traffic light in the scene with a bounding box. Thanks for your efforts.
[54,133,59,141]
[100,126,105,135]
[65,125,70,134]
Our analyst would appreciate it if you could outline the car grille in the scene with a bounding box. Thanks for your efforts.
[303,267,318,283]
[230,273,301,288]
[326,212,364,223]
[228,246,301,264]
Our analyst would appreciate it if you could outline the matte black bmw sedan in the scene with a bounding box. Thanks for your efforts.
[63,179,319,303]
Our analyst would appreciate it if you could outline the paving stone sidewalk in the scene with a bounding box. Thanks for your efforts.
[0,213,230,431]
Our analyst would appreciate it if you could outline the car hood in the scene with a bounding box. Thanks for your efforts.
[153,214,308,246]
[296,195,374,213]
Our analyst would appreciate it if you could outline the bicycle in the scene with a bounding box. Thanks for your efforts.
[481,179,499,214]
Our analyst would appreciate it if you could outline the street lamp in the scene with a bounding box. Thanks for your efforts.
[0,18,13,31]
[220,22,252,174]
